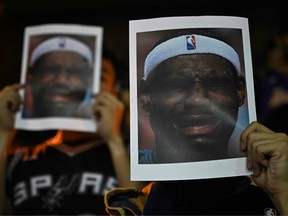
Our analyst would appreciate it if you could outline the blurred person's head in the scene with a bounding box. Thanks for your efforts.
[62,46,124,141]
[101,46,121,95]
[140,33,246,163]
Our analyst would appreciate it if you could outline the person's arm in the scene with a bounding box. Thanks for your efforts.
[0,84,22,213]
[240,121,288,215]
[93,92,146,188]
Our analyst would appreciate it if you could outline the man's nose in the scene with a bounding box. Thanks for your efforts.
[54,68,70,83]
[184,82,210,106]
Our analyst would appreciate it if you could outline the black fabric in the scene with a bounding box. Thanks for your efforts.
[6,143,119,215]
[143,176,278,215]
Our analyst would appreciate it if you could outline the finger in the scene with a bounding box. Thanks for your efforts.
[250,135,287,177]
[240,121,257,151]
[240,121,273,151]
[96,92,119,107]
[9,85,24,112]
[11,83,26,91]
[249,138,270,176]
[1,85,22,113]
[245,130,276,171]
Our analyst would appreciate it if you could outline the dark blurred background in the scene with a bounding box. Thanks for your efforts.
[1,1,288,112]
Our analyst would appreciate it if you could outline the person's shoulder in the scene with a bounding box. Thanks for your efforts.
[230,184,278,215]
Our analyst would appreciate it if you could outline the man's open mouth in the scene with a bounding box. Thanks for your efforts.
[172,114,220,136]
[46,88,84,104]
[48,94,76,103]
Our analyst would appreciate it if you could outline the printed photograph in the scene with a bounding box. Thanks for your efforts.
[129,16,256,180]
[15,24,103,132]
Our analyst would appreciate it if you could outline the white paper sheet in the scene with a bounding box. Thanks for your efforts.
[129,16,256,180]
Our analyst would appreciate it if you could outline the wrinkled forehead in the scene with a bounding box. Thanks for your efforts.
[144,34,241,80]
[36,51,91,65]
[30,36,93,67]
[146,53,237,82]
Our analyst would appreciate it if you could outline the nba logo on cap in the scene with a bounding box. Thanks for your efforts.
[186,35,196,50]
[58,37,67,49]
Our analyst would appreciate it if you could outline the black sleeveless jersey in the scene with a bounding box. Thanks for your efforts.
[6,143,118,215]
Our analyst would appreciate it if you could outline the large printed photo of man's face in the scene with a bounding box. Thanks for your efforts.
[129,16,256,181]
[137,28,248,164]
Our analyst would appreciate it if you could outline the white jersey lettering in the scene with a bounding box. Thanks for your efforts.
[79,172,103,194]
[31,175,52,196]
[14,182,28,206]
[103,177,118,195]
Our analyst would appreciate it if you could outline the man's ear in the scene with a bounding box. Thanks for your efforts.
[237,76,246,106]
[140,78,152,112]
[140,94,151,112]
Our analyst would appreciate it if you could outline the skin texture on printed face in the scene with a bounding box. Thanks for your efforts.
[141,54,246,163]
[30,51,92,118]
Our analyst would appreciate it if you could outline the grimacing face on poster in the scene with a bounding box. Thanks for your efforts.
[136,29,250,164]
[26,36,94,118]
